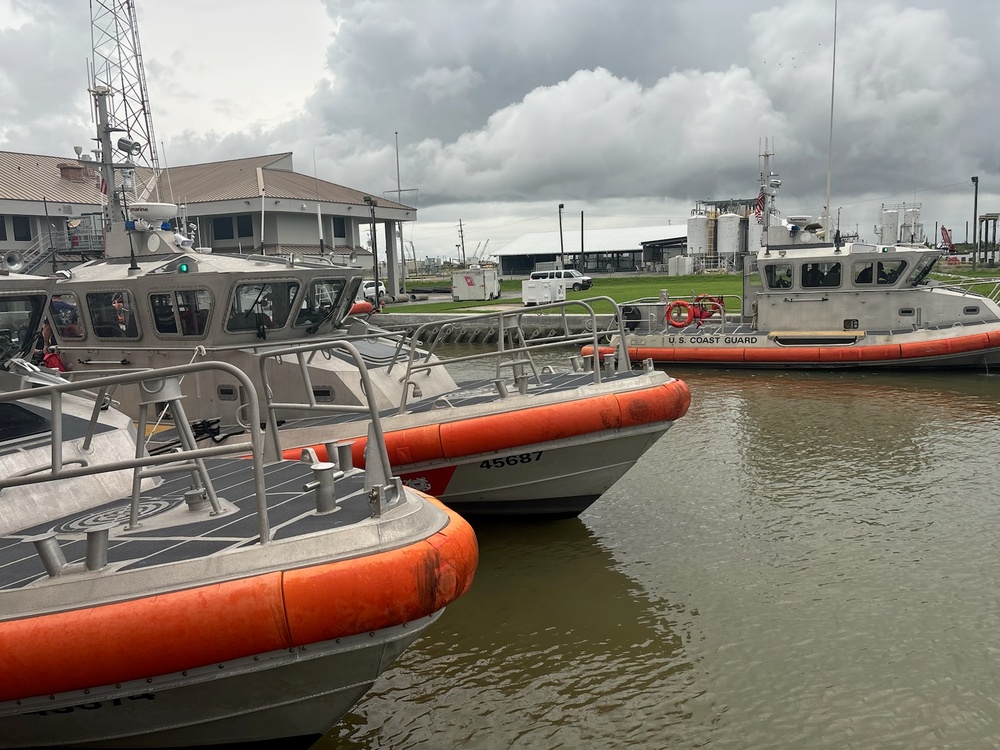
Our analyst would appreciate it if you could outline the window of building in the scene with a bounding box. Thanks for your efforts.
[236,214,254,238]
[12,216,31,242]
[213,217,235,241]
[333,217,346,238]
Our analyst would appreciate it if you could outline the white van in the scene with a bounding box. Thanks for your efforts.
[528,269,593,291]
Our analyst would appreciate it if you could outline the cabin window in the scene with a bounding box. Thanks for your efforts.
[853,261,875,285]
[333,217,346,238]
[905,257,936,285]
[963,306,981,316]
[212,217,235,241]
[801,262,842,288]
[877,260,906,285]
[227,281,300,332]
[295,278,349,328]
[0,293,46,360]
[11,216,31,242]
[0,217,7,241]
[236,214,254,238]
[898,308,915,317]
[149,290,212,337]
[49,294,85,340]
[764,263,793,289]
[86,290,139,339]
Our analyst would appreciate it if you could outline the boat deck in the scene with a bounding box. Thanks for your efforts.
[0,456,376,592]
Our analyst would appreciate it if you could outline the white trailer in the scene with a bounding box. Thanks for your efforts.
[452,267,501,301]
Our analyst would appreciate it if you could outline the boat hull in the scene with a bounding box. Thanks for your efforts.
[0,617,436,749]
[281,376,691,517]
[612,325,1000,369]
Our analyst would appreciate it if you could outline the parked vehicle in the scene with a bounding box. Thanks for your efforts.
[529,269,593,291]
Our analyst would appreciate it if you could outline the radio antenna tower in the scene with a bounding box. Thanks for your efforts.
[89,0,160,171]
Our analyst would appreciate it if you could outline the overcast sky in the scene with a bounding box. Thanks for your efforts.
[2,0,998,258]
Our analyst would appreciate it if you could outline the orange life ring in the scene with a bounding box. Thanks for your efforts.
[665,300,693,328]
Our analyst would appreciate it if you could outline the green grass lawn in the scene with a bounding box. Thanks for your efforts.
[391,274,744,314]
[390,263,1000,315]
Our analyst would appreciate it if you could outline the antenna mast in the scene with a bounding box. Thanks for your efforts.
[89,0,160,171]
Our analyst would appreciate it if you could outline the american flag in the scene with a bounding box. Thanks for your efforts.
[754,187,765,224]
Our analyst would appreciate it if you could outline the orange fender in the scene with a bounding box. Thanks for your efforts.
[0,500,477,701]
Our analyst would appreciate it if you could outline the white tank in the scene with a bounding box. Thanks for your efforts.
[880,210,899,244]
[902,208,923,243]
[716,213,744,257]
[747,215,764,251]
[687,215,710,256]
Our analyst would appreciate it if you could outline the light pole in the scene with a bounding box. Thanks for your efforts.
[558,203,565,269]
[972,176,979,272]
[363,195,380,309]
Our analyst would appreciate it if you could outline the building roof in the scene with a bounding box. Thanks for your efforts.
[497,225,687,257]
[0,150,414,212]
[0,151,106,204]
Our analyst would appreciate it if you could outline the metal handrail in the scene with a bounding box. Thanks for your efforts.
[391,297,632,413]
[0,360,273,543]
[257,339,395,488]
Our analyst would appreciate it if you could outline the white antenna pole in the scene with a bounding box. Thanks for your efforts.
[824,0,838,237]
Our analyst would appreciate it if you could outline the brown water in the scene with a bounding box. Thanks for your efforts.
[317,365,1000,749]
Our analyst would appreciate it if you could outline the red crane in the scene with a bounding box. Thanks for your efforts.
[940,226,955,253]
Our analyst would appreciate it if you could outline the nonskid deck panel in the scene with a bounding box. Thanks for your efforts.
[0,457,373,590]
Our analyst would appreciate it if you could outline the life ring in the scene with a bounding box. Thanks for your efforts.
[665,300,693,328]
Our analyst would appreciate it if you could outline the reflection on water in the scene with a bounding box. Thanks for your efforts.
[318,363,1000,749]
[323,520,687,749]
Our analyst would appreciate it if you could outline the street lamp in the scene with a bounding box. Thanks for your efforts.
[972,176,979,272]
[363,196,381,309]
[558,203,565,269]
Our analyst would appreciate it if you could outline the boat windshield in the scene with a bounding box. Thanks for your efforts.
[294,278,349,331]
[0,293,47,361]
[905,255,938,287]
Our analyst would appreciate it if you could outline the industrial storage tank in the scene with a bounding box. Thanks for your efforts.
[687,214,710,257]
[902,207,923,243]
[879,210,899,245]
[716,213,745,265]
[747,214,764,252]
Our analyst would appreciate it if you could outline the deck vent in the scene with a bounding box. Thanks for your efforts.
[312,386,334,402]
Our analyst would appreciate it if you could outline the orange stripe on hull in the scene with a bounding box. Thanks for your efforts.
[283,381,691,466]
[625,331,1000,365]
[0,500,477,701]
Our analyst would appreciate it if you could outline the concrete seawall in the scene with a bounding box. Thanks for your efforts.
[377,311,618,345]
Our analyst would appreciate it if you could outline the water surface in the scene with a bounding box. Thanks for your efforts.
[319,365,1000,749]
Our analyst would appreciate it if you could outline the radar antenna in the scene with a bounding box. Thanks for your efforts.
[89,0,160,172]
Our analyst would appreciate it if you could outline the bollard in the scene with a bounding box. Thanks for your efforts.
[303,462,344,514]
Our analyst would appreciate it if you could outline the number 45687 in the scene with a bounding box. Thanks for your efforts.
[479,452,543,469]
